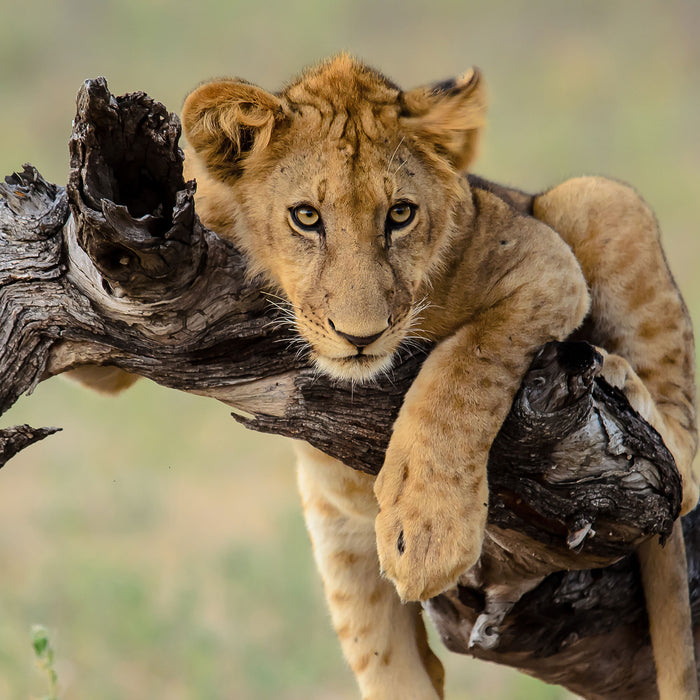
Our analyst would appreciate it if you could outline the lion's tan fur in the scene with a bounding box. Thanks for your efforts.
[78,55,698,699]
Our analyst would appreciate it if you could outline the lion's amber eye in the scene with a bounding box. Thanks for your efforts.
[290,205,321,231]
[387,202,416,229]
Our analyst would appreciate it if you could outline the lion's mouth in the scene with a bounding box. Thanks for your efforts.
[344,353,383,364]
[313,350,396,383]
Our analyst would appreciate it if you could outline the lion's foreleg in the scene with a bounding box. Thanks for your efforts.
[296,444,444,700]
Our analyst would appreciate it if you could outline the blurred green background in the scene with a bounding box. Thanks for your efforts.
[1,1,698,698]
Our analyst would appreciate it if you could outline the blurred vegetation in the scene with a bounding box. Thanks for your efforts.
[31,625,60,700]
[0,0,698,698]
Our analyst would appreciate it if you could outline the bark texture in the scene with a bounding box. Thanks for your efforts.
[0,78,696,698]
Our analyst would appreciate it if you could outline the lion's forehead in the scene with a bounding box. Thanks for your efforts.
[270,125,419,209]
[284,103,403,160]
[265,67,420,204]
[282,66,404,159]
[289,102,401,142]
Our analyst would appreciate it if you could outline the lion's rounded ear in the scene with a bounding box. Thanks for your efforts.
[399,69,486,171]
[182,80,285,181]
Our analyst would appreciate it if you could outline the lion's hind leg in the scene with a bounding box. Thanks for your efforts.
[599,349,698,698]
[534,177,699,699]
[534,176,698,509]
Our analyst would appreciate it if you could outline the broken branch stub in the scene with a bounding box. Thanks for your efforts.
[67,77,204,300]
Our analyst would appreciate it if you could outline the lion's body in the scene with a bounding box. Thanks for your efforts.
[149,55,699,698]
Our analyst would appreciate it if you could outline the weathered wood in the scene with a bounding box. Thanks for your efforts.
[0,78,694,698]
[0,425,61,469]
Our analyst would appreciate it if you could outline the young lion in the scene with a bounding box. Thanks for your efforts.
[179,56,698,699]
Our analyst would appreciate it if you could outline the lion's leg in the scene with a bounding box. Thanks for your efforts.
[296,443,444,700]
[65,366,139,394]
[534,176,698,508]
[639,523,697,699]
[534,177,699,699]
[600,350,698,698]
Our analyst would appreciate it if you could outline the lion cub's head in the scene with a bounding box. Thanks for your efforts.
[182,55,486,382]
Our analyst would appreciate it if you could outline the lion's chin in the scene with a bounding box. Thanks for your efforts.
[313,352,396,383]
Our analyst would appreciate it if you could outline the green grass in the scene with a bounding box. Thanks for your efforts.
[31,626,60,700]
[1,1,698,698]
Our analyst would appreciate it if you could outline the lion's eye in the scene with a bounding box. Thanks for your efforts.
[290,205,321,231]
[387,202,416,229]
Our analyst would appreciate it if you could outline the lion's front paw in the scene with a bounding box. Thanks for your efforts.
[374,445,487,601]
[598,349,656,421]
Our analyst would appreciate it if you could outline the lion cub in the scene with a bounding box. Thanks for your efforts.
[182,56,698,699]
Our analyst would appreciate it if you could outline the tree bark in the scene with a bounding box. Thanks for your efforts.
[0,77,694,699]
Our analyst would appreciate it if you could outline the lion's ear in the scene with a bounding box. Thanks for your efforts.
[400,69,486,171]
[182,80,285,181]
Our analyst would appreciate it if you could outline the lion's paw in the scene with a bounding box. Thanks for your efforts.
[374,450,486,601]
[598,349,655,421]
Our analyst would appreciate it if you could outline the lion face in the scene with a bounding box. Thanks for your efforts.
[232,130,460,382]
[182,55,486,382]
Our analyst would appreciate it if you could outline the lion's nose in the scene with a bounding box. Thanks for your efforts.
[328,319,386,349]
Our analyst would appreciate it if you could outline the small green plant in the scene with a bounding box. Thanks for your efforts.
[31,625,60,700]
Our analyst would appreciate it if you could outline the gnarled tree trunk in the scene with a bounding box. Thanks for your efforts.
[1,78,696,699]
